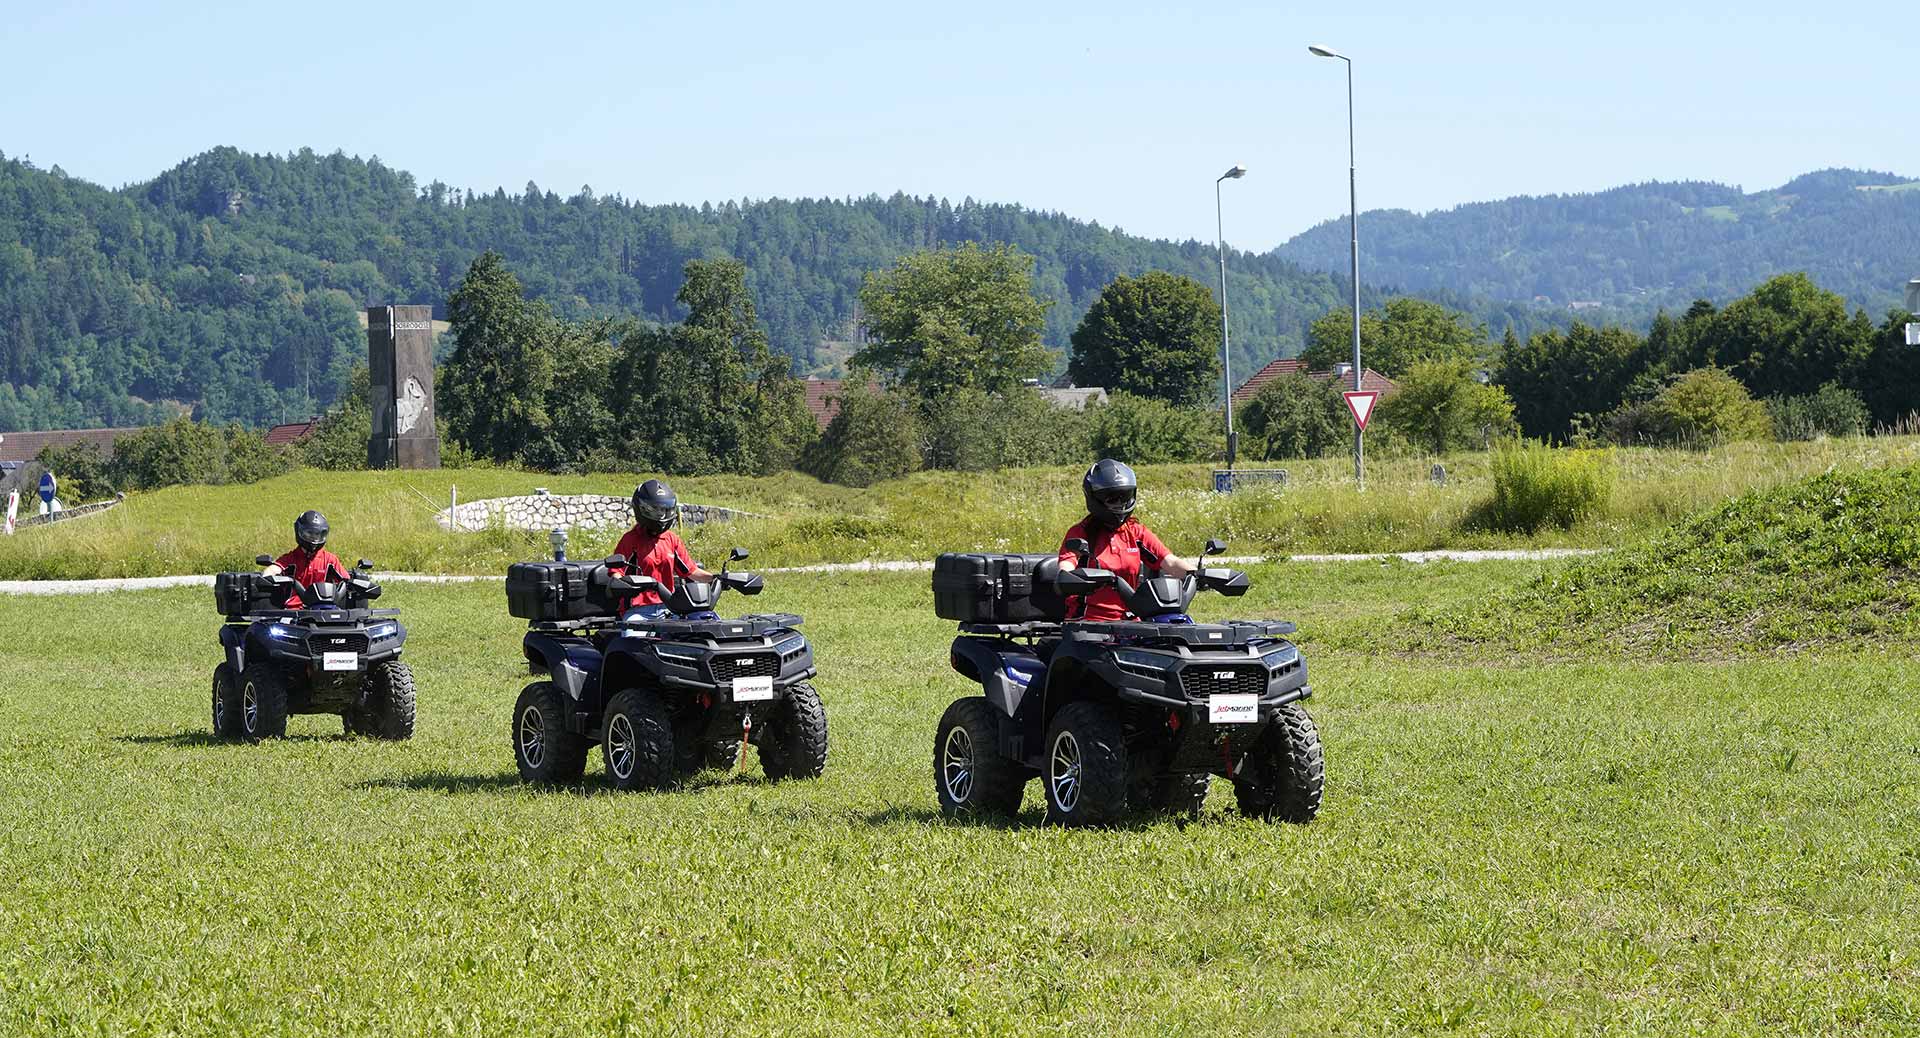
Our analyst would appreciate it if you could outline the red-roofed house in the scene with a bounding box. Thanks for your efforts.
[0,427,141,464]
[1231,359,1397,408]
[802,378,886,431]
[264,420,319,446]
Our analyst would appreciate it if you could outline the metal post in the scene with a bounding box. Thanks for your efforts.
[1216,170,1244,473]
[1344,58,1364,491]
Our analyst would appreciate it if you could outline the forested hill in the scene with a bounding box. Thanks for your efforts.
[1,147,1394,431]
[1274,169,1920,324]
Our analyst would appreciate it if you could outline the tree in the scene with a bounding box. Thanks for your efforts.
[1067,271,1221,406]
[1690,274,1876,401]
[1646,367,1771,444]
[917,386,1090,471]
[302,366,373,471]
[1238,375,1346,460]
[439,252,558,463]
[1497,322,1645,441]
[1374,360,1516,454]
[854,243,1052,398]
[1300,297,1489,377]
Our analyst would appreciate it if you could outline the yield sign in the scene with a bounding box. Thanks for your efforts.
[1343,391,1379,432]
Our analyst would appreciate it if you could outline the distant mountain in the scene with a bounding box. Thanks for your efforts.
[1273,169,1920,323]
[0,147,1403,430]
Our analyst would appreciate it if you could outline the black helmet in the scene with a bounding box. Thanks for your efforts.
[632,479,678,534]
[1082,459,1138,527]
[294,510,329,552]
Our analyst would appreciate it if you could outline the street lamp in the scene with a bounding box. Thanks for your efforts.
[1310,43,1364,489]
[1217,164,1247,472]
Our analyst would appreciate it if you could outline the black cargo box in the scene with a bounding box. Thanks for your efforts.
[506,560,615,621]
[932,552,1066,623]
[214,571,278,616]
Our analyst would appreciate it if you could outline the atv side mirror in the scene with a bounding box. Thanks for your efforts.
[1063,538,1091,565]
[729,547,749,562]
[255,554,274,566]
[357,558,375,572]
[1203,538,1227,557]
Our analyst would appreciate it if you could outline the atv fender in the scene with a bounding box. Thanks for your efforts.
[219,624,247,675]
[949,638,1037,719]
[524,634,603,703]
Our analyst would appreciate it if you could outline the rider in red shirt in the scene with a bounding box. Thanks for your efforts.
[1058,460,1194,622]
[610,480,713,615]
[263,510,345,609]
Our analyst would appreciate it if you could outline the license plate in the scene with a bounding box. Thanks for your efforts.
[731,675,775,702]
[1209,693,1259,724]
[322,652,359,672]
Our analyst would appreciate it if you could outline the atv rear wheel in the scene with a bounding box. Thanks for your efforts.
[1042,701,1128,826]
[212,663,243,739]
[602,689,674,792]
[1232,703,1324,823]
[934,698,1026,818]
[512,681,587,784]
[239,664,289,741]
[352,660,417,740]
[759,681,829,782]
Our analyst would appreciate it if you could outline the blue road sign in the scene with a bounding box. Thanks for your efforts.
[38,471,55,504]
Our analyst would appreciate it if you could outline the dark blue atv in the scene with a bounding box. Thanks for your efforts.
[211,557,415,742]
[505,548,828,791]
[931,539,1322,826]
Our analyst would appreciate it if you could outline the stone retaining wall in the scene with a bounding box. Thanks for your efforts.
[435,494,755,532]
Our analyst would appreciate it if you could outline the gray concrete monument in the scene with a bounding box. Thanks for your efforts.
[367,304,440,469]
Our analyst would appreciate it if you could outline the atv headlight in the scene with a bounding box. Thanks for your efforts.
[654,644,701,664]
[774,634,807,656]
[1260,643,1300,671]
[1114,649,1174,675]
[267,625,295,641]
[369,623,399,640]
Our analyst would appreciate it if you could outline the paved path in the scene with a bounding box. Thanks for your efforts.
[0,549,1598,597]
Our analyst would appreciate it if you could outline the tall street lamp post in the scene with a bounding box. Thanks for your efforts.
[1310,44,1364,488]
[1216,164,1247,474]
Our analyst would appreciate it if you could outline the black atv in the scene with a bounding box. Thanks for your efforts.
[930,539,1323,826]
[211,557,416,742]
[505,548,828,791]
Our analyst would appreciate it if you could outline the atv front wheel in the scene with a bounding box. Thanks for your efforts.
[759,681,829,782]
[1232,703,1324,823]
[512,681,587,784]
[352,660,416,740]
[602,689,674,792]
[239,665,289,741]
[212,663,243,739]
[1042,701,1128,826]
[934,698,1026,818]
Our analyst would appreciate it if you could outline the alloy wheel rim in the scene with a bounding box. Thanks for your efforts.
[942,726,974,803]
[213,682,226,730]
[518,705,545,768]
[607,714,635,779]
[243,682,259,732]
[1050,730,1082,812]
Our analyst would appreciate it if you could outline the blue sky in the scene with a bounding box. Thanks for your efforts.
[2,0,1911,250]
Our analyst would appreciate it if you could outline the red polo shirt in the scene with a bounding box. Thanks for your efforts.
[272,546,345,609]
[1057,518,1171,622]
[610,526,696,607]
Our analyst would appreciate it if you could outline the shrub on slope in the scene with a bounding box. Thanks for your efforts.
[1423,465,1920,654]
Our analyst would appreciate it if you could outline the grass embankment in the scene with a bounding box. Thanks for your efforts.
[1370,464,1920,657]
[2,564,1916,1035]
[4,435,1917,580]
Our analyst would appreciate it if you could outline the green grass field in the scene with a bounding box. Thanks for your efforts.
[6,435,1918,580]
[3,562,1916,1035]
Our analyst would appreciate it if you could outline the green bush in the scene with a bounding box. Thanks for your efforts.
[1767,382,1870,441]
[1375,359,1516,454]
[1648,367,1772,445]
[1486,439,1613,533]
[32,442,117,502]
[108,417,292,491]
[1086,392,1218,464]
[1239,375,1346,460]
[919,387,1089,471]
[804,386,923,487]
